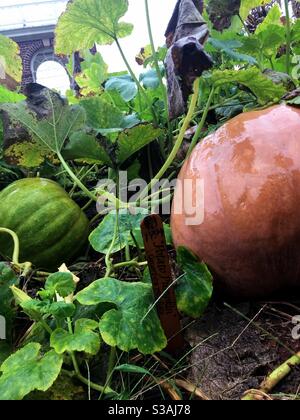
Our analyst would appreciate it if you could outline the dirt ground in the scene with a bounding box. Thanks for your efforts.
[186,302,300,400]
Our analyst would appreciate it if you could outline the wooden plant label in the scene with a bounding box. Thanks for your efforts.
[141,214,185,354]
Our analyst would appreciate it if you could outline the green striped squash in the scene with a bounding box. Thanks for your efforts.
[0,178,89,270]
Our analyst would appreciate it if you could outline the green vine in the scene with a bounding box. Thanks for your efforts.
[0,227,32,273]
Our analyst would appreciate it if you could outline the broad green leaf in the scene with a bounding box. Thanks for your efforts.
[208,37,257,64]
[286,97,300,106]
[117,124,162,164]
[239,0,269,20]
[133,87,165,122]
[50,319,100,355]
[89,210,147,254]
[0,343,63,400]
[45,302,76,318]
[105,74,138,102]
[255,4,282,34]
[0,86,25,103]
[176,247,213,318]
[63,131,113,165]
[0,35,22,83]
[76,51,108,95]
[3,142,55,169]
[127,159,141,180]
[240,37,261,56]
[142,267,152,284]
[101,89,130,113]
[21,300,76,320]
[291,19,300,44]
[241,25,285,60]
[64,124,162,167]
[42,272,76,298]
[55,0,133,54]
[211,67,286,104]
[76,278,167,354]
[0,90,86,156]
[258,25,286,58]
[139,69,161,89]
[79,96,139,130]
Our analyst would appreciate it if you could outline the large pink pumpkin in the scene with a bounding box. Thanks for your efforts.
[171,105,300,299]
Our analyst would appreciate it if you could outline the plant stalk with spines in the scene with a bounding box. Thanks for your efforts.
[284,0,291,75]
[144,0,171,138]
[139,78,201,201]
[57,151,130,210]
[187,87,215,156]
[114,37,158,124]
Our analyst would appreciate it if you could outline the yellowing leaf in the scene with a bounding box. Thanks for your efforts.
[50,319,100,355]
[55,0,133,55]
[0,343,63,400]
[239,0,269,20]
[76,278,167,354]
[0,35,22,84]
[255,4,282,34]
[176,247,213,318]
[211,67,286,104]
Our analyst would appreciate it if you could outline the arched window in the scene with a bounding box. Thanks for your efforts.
[35,60,70,95]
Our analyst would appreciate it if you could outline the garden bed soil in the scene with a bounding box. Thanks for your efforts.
[186,302,300,400]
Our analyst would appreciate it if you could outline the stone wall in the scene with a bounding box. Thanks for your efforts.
[17,37,70,88]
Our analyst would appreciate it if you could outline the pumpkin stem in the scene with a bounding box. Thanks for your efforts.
[0,227,21,265]
[0,227,32,273]
[139,77,201,203]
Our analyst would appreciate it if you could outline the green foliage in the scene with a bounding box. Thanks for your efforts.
[239,0,268,20]
[241,24,285,62]
[208,37,257,64]
[0,86,25,103]
[79,96,139,131]
[255,3,281,34]
[0,35,22,83]
[0,92,85,154]
[210,67,286,104]
[39,272,76,299]
[140,68,162,89]
[63,131,112,165]
[76,278,167,354]
[105,74,138,102]
[55,0,133,54]
[22,300,76,320]
[0,343,63,401]
[76,51,108,95]
[50,319,101,355]
[65,124,163,167]
[89,210,147,254]
[0,263,19,341]
[175,248,213,318]
[207,0,241,31]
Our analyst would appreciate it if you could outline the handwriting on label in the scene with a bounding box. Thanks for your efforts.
[141,214,185,353]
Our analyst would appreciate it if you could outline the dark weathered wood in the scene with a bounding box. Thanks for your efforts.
[141,214,185,354]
